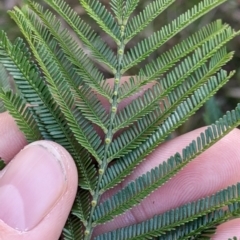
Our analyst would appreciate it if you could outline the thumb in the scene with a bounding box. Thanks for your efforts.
[0,141,78,240]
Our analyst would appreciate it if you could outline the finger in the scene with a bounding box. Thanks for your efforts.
[213,219,240,239]
[0,112,27,163]
[0,140,78,240]
[93,128,240,236]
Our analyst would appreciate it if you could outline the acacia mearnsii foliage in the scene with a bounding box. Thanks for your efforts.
[0,0,240,239]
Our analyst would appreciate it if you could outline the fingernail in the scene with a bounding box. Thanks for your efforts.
[0,141,67,231]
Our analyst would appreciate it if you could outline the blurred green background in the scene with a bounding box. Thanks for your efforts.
[1,0,240,135]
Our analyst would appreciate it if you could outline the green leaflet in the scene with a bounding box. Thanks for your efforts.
[0,64,11,112]
[72,189,91,225]
[95,183,240,239]
[25,3,109,131]
[125,0,174,42]
[63,215,84,240]
[0,90,42,142]
[0,158,6,170]
[110,0,125,24]
[204,97,223,124]
[79,0,120,43]
[123,0,140,23]
[0,0,239,239]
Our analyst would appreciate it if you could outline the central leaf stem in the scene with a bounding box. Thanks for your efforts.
[84,25,126,240]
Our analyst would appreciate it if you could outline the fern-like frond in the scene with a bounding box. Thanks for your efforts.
[122,0,229,73]
[95,183,240,239]
[1,0,239,239]
[9,8,102,161]
[79,0,120,44]
[0,64,11,112]
[119,20,229,100]
[0,90,42,142]
[123,0,139,23]
[0,64,11,91]
[35,41,102,161]
[0,31,50,137]
[100,70,235,190]
[72,189,91,226]
[0,32,96,191]
[157,212,219,240]
[40,0,117,72]
[63,215,84,240]
[124,0,174,42]
[110,0,125,23]
[21,4,109,131]
[22,3,111,100]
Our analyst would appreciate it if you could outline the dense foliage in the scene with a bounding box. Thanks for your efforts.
[0,0,240,239]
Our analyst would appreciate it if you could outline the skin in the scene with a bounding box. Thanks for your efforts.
[0,78,240,239]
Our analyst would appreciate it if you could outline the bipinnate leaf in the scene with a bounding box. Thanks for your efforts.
[0,0,239,239]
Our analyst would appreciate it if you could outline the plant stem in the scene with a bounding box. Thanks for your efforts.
[84,24,126,240]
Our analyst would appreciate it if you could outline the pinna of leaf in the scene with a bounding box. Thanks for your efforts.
[0,0,240,239]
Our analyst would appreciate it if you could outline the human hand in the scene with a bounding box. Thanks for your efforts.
[0,112,78,240]
[0,111,240,239]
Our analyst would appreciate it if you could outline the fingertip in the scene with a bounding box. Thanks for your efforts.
[0,140,78,240]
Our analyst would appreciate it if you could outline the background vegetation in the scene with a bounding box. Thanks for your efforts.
[1,0,240,135]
